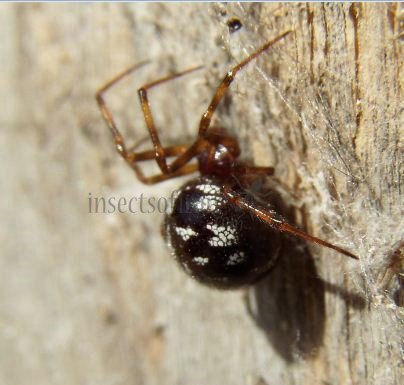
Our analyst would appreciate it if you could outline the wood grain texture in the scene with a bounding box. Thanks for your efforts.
[0,3,402,385]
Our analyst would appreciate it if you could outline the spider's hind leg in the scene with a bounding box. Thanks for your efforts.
[222,185,359,260]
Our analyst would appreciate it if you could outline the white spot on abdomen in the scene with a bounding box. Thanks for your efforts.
[206,223,237,247]
[193,195,225,212]
[192,256,209,266]
[195,184,221,194]
[175,226,198,241]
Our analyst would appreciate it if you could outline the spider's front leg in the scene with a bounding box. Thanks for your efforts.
[169,30,292,172]
[198,30,292,137]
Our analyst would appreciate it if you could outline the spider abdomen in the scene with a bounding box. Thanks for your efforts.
[164,177,282,288]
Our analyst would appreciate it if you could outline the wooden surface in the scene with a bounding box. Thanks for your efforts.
[1,3,402,385]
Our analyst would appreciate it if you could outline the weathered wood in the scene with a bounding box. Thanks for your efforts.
[1,3,402,385]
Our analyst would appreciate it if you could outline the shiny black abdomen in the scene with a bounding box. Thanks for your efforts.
[164,177,282,288]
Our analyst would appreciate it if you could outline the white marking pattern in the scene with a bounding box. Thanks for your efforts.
[175,226,198,241]
[192,256,209,266]
[193,195,225,212]
[195,183,221,194]
[206,223,237,247]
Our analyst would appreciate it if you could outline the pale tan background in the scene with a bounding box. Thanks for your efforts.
[0,3,402,385]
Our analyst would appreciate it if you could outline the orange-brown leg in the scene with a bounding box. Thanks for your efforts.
[96,62,203,183]
[223,186,359,259]
[222,184,359,260]
[234,165,275,177]
[136,163,199,185]
[231,165,275,190]
[96,61,150,160]
[137,65,204,174]
[169,31,292,172]
[197,31,292,136]
[126,143,193,183]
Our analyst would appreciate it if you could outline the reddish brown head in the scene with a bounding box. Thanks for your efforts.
[197,129,241,179]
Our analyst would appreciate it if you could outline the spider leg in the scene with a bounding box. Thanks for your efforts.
[97,63,204,183]
[230,165,275,191]
[128,144,188,162]
[234,165,275,177]
[168,31,291,172]
[137,65,204,174]
[96,61,150,159]
[222,185,359,260]
[134,162,199,185]
[127,143,197,184]
[197,30,292,136]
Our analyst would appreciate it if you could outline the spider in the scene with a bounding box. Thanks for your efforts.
[96,31,358,289]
